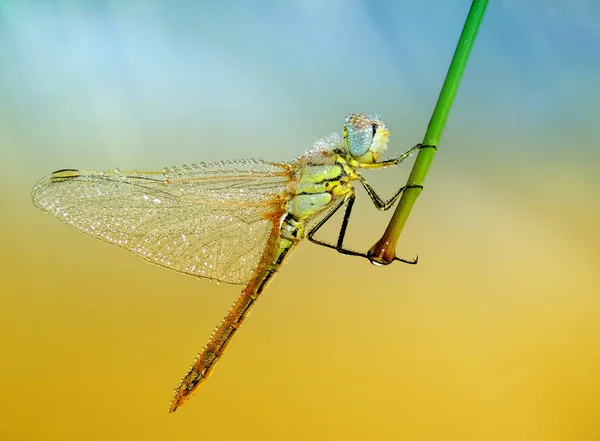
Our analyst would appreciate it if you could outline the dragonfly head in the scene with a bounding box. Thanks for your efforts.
[343,113,390,164]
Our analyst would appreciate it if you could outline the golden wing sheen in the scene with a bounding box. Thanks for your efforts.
[31,160,294,285]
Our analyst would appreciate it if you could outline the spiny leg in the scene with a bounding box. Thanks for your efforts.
[335,193,355,250]
[356,180,422,263]
[377,143,422,167]
[308,191,417,264]
[359,176,408,210]
[358,143,437,170]
[308,194,367,259]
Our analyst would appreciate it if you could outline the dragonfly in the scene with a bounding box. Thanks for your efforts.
[31,113,425,412]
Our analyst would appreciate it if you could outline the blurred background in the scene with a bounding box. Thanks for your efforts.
[1,1,599,440]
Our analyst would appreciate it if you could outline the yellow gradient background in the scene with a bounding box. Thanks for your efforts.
[1,2,599,440]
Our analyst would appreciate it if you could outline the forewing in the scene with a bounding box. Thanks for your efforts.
[32,160,294,285]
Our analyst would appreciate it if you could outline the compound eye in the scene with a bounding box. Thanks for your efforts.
[344,113,374,157]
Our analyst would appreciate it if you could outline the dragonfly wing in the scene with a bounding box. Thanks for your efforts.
[32,161,294,285]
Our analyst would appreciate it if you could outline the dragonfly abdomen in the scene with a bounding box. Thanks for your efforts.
[169,213,304,412]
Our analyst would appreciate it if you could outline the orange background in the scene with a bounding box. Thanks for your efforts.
[1,2,599,440]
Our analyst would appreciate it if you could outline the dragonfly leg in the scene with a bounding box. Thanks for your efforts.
[308,192,416,263]
[357,143,436,170]
[357,180,423,264]
[308,192,369,259]
[377,143,422,167]
[358,145,438,210]
[359,176,425,211]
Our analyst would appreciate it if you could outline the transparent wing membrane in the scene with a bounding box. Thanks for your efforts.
[32,161,293,284]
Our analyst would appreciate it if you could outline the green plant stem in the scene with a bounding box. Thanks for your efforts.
[368,0,489,265]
